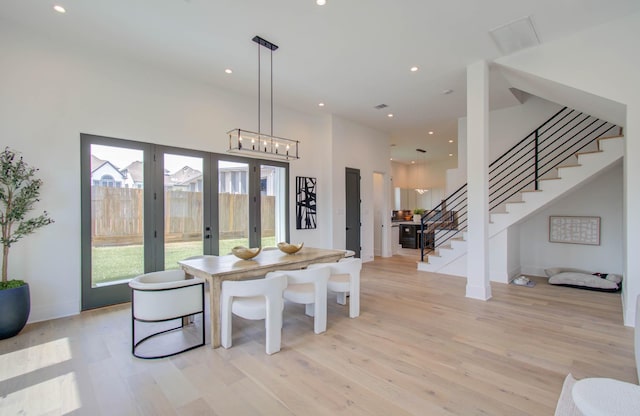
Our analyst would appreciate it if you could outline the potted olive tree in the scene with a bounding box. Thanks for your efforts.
[0,147,53,339]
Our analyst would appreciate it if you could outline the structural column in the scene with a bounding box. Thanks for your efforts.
[624,101,639,326]
[465,60,492,300]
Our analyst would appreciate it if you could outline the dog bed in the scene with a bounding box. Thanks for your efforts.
[545,267,622,292]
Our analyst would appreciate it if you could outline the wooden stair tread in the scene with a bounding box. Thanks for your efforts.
[557,163,581,169]
[575,150,603,156]
[597,134,624,142]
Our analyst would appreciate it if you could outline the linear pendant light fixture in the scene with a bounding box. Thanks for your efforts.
[227,36,300,160]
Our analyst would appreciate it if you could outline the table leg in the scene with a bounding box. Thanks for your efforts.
[183,272,194,326]
[209,277,222,348]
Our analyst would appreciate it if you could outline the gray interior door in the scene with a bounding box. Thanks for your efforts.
[345,167,361,258]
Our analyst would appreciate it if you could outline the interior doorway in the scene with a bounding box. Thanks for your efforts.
[373,172,390,257]
[345,167,361,258]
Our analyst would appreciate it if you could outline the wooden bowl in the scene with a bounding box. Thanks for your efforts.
[277,242,304,254]
[231,246,261,260]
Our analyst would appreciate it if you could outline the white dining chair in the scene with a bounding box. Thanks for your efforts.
[309,258,362,318]
[220,273,288,355]
[129,270,205,359]
[275,267,331,334]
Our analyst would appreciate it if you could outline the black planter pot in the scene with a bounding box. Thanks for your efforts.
[0,283,30,340]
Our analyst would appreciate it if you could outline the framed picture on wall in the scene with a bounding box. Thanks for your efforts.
[549,215,600,245]
[296,176,317,229]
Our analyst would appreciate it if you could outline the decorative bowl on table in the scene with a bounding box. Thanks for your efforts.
[277,242,304,254]
[231,246,261,260]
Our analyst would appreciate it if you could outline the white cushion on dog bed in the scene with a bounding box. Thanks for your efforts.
[544,267,592,277]
[548,272,619,290]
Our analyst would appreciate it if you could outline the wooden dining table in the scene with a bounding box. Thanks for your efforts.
[178,247,347,348]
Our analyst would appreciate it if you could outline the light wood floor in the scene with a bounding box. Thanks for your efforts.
[0,255,636,415]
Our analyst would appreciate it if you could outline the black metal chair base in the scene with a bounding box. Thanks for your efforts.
[132,312,205,359]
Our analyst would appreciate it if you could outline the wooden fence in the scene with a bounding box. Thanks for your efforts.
[91,187,275,246]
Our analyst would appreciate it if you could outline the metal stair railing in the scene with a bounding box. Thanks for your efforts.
[419,107,619,262]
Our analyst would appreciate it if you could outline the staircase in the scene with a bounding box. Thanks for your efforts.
[417,107,624,279]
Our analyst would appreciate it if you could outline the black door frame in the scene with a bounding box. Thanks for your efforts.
[81,134,290,310]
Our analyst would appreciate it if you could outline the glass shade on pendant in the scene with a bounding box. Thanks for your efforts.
[227,129,299,161]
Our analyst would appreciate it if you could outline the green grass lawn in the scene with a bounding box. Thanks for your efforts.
[91,237,277,286]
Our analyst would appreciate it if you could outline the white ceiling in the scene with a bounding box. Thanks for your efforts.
[2,0,639,164]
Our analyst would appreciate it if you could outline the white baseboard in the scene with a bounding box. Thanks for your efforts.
[520,265,547,277]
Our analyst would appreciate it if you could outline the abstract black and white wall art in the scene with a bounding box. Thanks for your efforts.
[296,176,317,229]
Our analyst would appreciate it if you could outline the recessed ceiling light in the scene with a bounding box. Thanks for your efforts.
[428,131,434,135]
[449,153,454,157]
[448,139,454,143]
[387,113,394,118]
[390,158,393,161]
[53,5,66,13]
[316,0,326,5]
[318,102,325,107]
[442,89,454,95]
[224,68,233,74]
[410,66,419,72]
[411,161,415,164]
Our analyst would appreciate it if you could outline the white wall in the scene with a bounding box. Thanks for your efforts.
[391,162,411,189]
[392,160,450,211]
[392,159,455,190]
[330,116,391,263]
[519,163,623,277]
[496,12,639,326]
[0,22,388,322]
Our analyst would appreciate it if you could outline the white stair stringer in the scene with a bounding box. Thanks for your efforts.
[417,136,624,278]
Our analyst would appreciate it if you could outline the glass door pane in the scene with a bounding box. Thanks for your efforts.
[90,144,145,287]
[163,153,204,270]
[218,160,249,254]
[260,164,287,247]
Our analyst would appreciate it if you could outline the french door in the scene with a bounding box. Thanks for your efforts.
[81,134,289,310]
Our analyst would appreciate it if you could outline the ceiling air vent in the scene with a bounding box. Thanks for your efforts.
[416,148,426,153]
[374,104,388,110]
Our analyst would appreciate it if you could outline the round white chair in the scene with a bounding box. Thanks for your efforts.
[220,273,288,355]
[277,267,331,334]
[569,294,640,415]
[129,270,205,359]
[309,258,362,318]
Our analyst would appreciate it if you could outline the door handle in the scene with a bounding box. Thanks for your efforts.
[205,234,211,239]
[346,227,350,231]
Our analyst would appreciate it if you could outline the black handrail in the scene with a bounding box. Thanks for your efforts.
[419,106,619,262]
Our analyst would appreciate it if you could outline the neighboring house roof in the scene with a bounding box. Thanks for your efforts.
[91,155,106,171]
[91,159,127,180]
[124,161,143,183]
[167,166,202,187]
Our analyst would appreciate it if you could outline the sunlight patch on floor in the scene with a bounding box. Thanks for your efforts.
[1,371,81,414]
[0,337,72,382]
